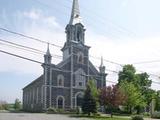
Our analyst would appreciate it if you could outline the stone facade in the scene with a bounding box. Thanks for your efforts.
[23,0,107,112]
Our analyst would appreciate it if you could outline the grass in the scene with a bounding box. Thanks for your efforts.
[92,118,129,120]
[70,114,130,120]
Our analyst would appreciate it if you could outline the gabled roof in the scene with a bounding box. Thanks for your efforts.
[56,57,70,68]
[89,61,99,75]
[23,75,43,90]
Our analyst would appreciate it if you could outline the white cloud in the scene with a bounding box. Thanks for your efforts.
[23,9,41,20]
[86,30,160,90]
[0,9,64,74]
[1,8,160,91]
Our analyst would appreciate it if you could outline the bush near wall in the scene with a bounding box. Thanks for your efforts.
[151,112,160,119]
[131,115,144,120]
[46,107,57,114]
[0,101,9,110]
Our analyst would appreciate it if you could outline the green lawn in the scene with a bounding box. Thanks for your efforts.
[91,117,130,120]
[70,114,130,120]
[92,117,130,120]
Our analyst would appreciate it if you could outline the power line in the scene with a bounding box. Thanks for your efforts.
[0,38,62,59]
[66,0,137,37]
[0,27,62,48]
[52,0,137,38]
[0,27,123,66]
[90,55,123,67]
[0,49,42,64]
[0,34,159,78]
[0,41,43,55]
[1,35,159,78]
[0,49,118,84]
[1,49,160,86]
[32,0,136,40]
[133,60,160,65]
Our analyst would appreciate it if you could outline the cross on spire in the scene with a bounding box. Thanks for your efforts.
[69,0,82,25]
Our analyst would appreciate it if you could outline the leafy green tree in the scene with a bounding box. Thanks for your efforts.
[136,72,152,88]
[118,65,152,89]
[14,99,21,110]
[99,85,126,117]
[155,91,160,111]
[82,81,97,116]
[120,81,146,114]
[0,100,8,110]
[135,73,153,113]
[88,80,99,98]
[118,64,136,84]
[118,64,155,114]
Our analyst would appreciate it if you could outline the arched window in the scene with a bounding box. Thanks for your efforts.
[77,31,81,42]
[56,96,65,109]
[77,52,84,64]
[75,68,86,88]
[57,75,64,87]
[76,26,83,42]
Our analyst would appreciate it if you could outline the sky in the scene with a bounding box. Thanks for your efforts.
[0,0,160,103]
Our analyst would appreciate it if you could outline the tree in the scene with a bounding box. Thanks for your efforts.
[155,91,160,111]
[136,73,153,105]
[136,72,152,88]
[120,81,146,114]
[88,80,99,99]
[119,65,152,89]
[14,99,21,110]
[118,65,155,114]
[82,81,97,116]
[118,64,136,84]
[99,85,126,117]
[0,100,8,110]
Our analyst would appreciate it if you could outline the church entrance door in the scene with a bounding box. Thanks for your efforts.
[76,92,83,107]
[57,96,64,109]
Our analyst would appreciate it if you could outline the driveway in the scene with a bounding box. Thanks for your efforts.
[0,112,87,120]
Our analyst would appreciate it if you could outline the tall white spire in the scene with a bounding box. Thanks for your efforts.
[69,0,82,25]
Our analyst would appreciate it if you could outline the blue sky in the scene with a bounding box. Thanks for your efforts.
[1,0,160,103]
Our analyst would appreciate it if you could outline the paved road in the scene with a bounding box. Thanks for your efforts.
[0,112,159,120]
[0,113,87,120]
[144,118,159,120]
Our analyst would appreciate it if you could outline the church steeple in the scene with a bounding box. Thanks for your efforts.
[44,43,52,64]
[62,0,87,60]
[69,0,82,25]
[65,0,85,45]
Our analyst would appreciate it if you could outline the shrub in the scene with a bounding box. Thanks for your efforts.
[46,107,57,114]
[131,115,144,120]
[143,112,150,116]
[151,112,160,119]
[93,112,101,116]
[0,101,9,110]
[56,108,65,113]
[76,107,82,114]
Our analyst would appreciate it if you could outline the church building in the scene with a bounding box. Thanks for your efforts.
[23,0,107,112]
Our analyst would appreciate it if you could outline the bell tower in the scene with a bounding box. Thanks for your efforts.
[62,0,87,60]
[65,0,85,44]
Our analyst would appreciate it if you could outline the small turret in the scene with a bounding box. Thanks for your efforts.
[44,43,52,64]
[99,56,105,74]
